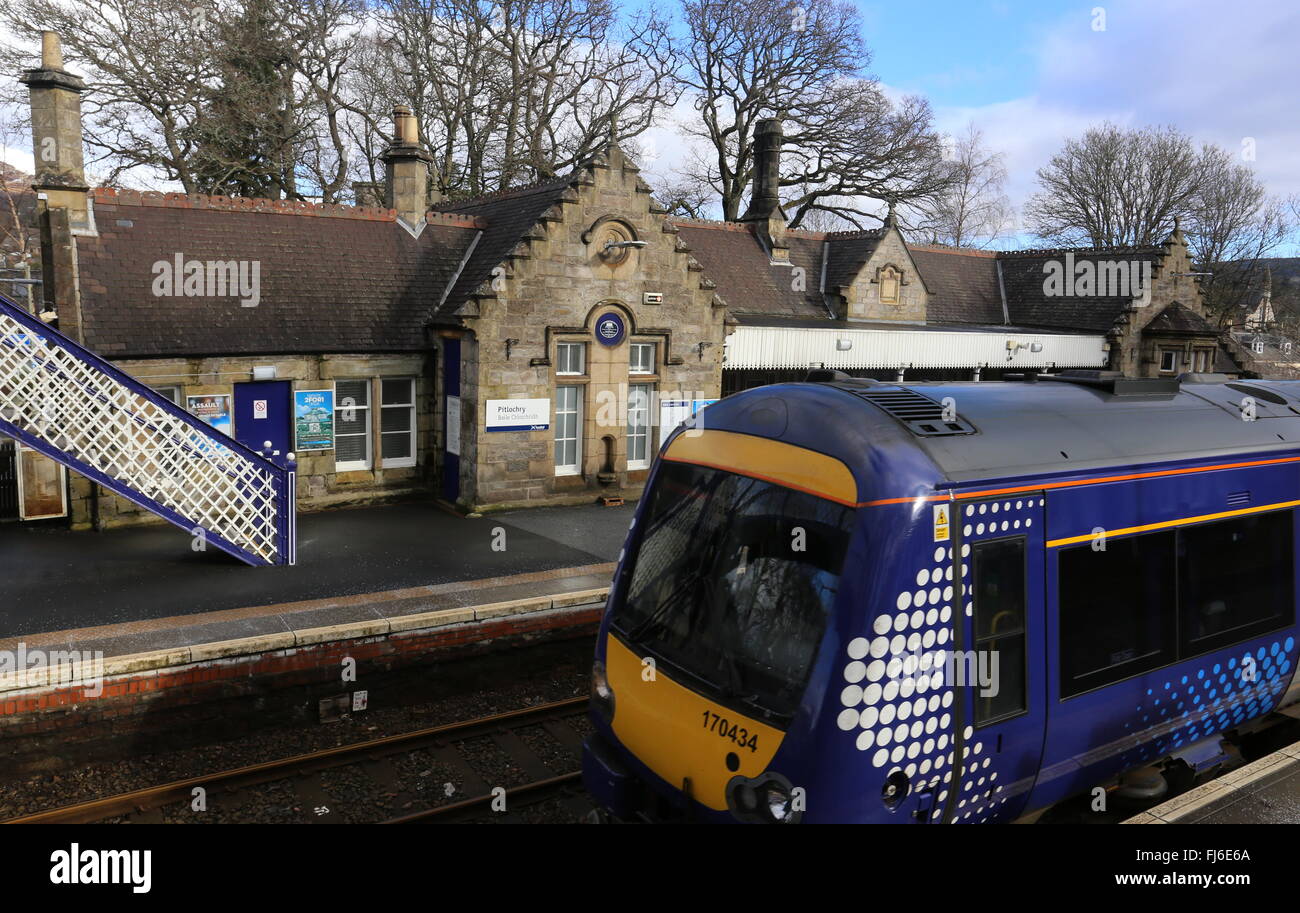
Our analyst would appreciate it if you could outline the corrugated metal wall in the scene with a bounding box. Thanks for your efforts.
[723,325,1108,371]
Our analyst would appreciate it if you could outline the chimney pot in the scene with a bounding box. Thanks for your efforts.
[40,31,64,70]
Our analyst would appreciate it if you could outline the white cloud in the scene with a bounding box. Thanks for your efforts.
[938,0,1300,247]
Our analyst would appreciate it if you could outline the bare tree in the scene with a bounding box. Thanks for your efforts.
[1186,149,1294,329]
[1027,122,1296,327]
[908,122,1012,248]
[1025,123,1209,248]
[364,0,679,199]
[674,0,952,228]
[0,0,220,191]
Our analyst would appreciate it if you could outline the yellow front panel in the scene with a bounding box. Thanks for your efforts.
[663,429,858,507]
[606,635,786,812]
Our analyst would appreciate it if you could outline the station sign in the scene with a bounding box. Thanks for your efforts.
[486,398,550,432]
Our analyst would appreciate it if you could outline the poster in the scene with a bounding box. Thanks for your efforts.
[658,398,718,446]
[293,389,335,451]
[187,394,232,436]
[446,395,461,455]
[486,398,550,432]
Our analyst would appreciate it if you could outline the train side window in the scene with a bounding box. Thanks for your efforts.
[972,538,1027,725]
[1059,531,1177,698]
[1178,511,1294,657]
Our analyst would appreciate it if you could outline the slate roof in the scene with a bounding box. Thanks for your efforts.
[995,246,1165,332]
[432,177,573,316]
[673,220,832,319]
[908,245,1003,325]
[1143,301,1219,336]
[76,189,480,358]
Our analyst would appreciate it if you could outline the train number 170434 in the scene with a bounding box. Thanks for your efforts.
[701,710,759,752]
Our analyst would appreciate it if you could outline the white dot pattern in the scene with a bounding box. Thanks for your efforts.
[838,496,1044,822]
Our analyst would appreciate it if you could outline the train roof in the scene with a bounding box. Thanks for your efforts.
[770,371,1300,487]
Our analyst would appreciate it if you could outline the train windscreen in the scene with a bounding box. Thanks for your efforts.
[613,460,856,721]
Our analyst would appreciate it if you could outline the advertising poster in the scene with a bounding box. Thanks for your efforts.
[187,393,233,436]
[294,389,335,451]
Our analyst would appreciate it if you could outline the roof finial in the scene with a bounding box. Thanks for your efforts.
[885,198,898,229]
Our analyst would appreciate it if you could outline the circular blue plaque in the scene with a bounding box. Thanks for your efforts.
[594,311,626,347]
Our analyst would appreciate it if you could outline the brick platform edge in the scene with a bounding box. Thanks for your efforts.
[0,589,607,740]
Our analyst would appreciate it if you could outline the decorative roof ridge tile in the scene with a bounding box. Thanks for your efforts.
[432,174,574,210]
[668,217,754,232]
[996,244,1165,258]
[909,243,999,258]
[823,227,887,241]
[91,187,405,222]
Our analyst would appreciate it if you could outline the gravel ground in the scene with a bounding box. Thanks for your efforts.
[0,638,596,822]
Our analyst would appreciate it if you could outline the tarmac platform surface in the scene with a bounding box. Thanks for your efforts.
[0,500,632,640]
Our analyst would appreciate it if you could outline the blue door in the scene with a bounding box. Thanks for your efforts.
[944,493,1048,822]
[233,381,292,457]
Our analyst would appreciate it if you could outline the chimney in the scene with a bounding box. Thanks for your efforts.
[20,31,91,233]
[741,118,788,263]
[382,105,436,229]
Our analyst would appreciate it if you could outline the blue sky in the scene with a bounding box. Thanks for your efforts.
[640,0,1300,253]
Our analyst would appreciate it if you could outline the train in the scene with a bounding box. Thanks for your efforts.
[581,370,1300,823]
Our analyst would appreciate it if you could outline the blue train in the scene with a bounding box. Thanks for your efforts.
[582,371,1300,823]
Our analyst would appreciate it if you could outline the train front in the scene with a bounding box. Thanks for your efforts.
[581,391,866,823]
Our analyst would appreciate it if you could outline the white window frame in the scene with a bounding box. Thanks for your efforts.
[555,384,582,476]
[334,378,372,471]
[1158,350,1178,374]
[379,377,417,469]
[627,383,653,470]
[629,342,655,375]
[556,341,586,376]
[152,385,181,405]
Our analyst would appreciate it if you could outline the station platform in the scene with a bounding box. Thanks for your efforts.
[1126,738,1300,824]
[0,499,629,639]
[0,499,626,744]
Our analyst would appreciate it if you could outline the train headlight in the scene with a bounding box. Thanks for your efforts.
[727,774,802,823]
[591,660,615,722]
[763,782,795,823]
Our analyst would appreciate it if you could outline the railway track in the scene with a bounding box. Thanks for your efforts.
[5,697,591,825]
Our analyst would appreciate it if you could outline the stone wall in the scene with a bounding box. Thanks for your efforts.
[1107,232,1209,377]
[70,352,432,530]
[846,228,928,322]
[457,145,726,511]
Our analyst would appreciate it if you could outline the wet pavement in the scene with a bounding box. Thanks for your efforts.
[0,499,633,639]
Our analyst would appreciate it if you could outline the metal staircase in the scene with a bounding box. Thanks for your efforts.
[0,292,295,566]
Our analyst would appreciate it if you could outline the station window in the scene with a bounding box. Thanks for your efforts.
[1158,350,1178,373]
[629,342,656,375]
[1192,348,1213,373]
[971,537,1028,724]
[627,383,653,470]
[1059,532,1177,698]
[152,385,181,405]
[556,342,586,376]
[554,385,581,475]
[1178,511,1293,656]
[334,379,372,471]
[380,378,416,468]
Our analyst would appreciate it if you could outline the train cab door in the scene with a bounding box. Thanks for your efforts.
[945,493,1048,823]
